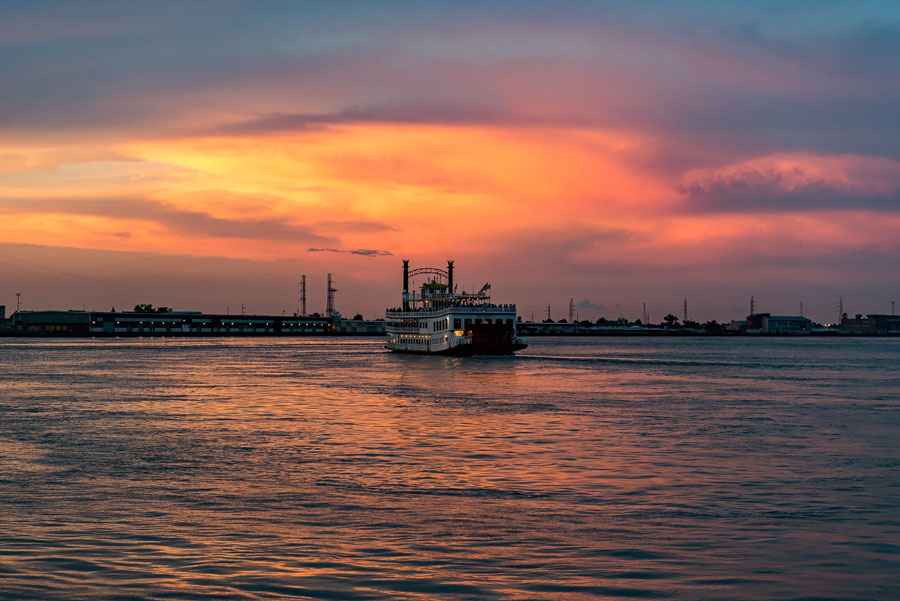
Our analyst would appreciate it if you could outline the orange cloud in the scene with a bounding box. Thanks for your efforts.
[110,124,670,257]
[3,127,899,300]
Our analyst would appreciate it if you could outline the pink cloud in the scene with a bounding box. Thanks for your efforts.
[679,153,900,213]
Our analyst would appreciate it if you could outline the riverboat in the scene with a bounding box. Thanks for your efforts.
[385,260,527,355]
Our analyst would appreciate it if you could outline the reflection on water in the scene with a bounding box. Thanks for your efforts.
[1,337,898,600]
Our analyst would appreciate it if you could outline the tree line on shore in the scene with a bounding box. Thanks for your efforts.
[539,314,727,333]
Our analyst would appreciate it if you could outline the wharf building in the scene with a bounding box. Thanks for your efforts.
[0,305,10,334]
[745,313,812,334]
[8,310,384,337]
[839,314,900,335]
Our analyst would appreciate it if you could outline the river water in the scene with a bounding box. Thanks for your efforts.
[1,336,898,600]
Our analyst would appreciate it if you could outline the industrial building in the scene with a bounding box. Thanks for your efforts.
[7,310,384,337]
[746,313,812,334]
[839,314,900,334]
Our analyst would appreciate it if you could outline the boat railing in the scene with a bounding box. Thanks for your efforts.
[387,305,516,318]
[405,292,490,302]
[386,326,422,333]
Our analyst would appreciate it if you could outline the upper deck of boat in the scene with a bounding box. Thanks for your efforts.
[386,303,516,319]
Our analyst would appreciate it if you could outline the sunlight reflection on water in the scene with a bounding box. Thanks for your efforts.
[1,336,898,600]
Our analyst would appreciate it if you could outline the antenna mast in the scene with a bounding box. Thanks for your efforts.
[326,273,337,316]
[299,275,307,316]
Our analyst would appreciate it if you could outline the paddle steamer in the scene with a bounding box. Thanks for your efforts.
[385,260,527,355]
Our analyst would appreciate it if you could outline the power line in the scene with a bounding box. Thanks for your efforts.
[0,251,163,304]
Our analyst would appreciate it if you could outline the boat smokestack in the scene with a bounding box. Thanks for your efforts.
[402,259,410,311]
[447,260,454,295]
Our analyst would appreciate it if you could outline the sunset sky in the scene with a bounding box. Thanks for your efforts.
[2,1,899,323]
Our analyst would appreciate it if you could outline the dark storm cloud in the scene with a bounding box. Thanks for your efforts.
[3,0,900,245]
[1,0,898,167]
[206,7,900,167]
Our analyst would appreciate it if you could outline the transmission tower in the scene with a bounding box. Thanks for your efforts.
[838,296,844,324]
[642,302,647,324]
[326,273,337,316]
[683,297,688,323]
[299,275,307,316]
[568,298,575,323]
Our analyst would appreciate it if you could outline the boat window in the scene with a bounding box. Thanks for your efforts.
[454,318,461,329]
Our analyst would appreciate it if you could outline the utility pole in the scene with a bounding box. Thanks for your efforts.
[15,292,21,313]
[299,274,307,316]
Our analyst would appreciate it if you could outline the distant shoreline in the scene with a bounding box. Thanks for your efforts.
[2,331,898,339]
